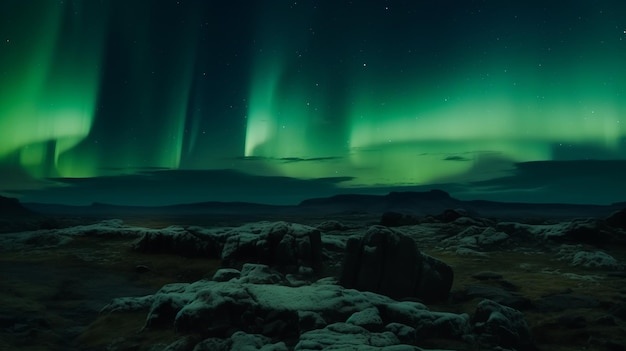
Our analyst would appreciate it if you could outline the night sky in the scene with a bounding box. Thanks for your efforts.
[1,0,626,206]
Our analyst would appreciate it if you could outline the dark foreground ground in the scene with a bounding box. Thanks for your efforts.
[1,207,625,351]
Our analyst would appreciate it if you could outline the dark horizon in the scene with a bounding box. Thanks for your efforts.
[3,159,625,207]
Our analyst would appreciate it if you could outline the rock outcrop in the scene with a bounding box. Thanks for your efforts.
[220,221,322,273]
[339,226,453,302]
[473,299,534,351]
[102,265,533,351]
[133,221,323,273]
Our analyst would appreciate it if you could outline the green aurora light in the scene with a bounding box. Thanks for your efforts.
[1,1,625,203]
[244,2,626,186]
[0,1,106,178]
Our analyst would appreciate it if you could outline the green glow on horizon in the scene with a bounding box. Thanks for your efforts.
[342,57,623,187]
[244,56,625,186]
[349,64,625,149]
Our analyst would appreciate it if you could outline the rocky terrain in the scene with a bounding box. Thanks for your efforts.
[1,194,626,350]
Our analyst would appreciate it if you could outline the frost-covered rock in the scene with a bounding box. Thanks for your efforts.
[220,221,323,273]
[230,331,288,351]
[140,280,391,336]
[59,219,137,237]
[100,294,155,314]
[473,299,534,351]
[453,216,494,227]
[443,226,509,250]
[148,283,199,328]
[0,219,148,251]
[173,281,261,334]
[316,220,350,231]
[385,323,417,345]
[132,221,324,272]
[572,251,621,269]
[101,275,486,349]
[212,268,241,282]
[236,263,286,284]
[321,234,350,252]
[0,230,73,251]
[295,322,400,350]
[340,226,453,302]
[346,307,384,331]
[192,337,231,351]
[498,219,620,245]
[382,301,470,339]
[557,245,623,270]
[187,332,289,351]
[133,226,218,257]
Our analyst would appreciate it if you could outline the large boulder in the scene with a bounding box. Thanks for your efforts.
[473,299,534,351]
[571,250,622,270]
[221,221,323,273]
[339,226,453,302]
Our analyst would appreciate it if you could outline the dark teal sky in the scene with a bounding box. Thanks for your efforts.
[1,0,625,205]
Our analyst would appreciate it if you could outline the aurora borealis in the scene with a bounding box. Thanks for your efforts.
[1,0,626,205]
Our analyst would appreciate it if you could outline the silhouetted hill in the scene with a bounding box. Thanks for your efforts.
[0,195,37,218]
[0,195,45,233]
[301,191,624,220]
[22,190,624,223]
[297,190,465,215]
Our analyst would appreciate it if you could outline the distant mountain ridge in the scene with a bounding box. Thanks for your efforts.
[298,190,464,216]
[22,189,624,221]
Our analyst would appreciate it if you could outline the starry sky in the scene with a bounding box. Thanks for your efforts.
[1,0,626,206]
